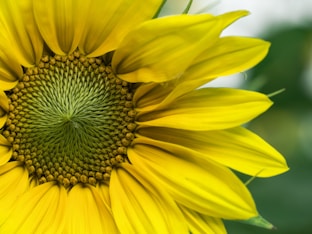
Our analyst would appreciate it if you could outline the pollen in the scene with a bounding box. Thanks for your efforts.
[3,51,136,187]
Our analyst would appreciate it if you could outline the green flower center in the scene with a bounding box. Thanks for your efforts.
[3,52,136,187]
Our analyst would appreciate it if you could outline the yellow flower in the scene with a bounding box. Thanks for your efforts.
[0,0,288,233]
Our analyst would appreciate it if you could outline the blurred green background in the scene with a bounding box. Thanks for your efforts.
[225,23,312,234]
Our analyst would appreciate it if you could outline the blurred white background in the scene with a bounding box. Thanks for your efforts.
[161,0,312,36]
[212,0,312,36]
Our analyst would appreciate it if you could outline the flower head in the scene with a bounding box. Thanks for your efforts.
[0,0,288,233]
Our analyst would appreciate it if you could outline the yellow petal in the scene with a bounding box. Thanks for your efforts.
[135,79,206,113]
[0,49,22,90]
[0,93,9,129]
[96,183,111,208]
[137,88,272,130]
[1,182,66,233]
[79,0,163,57]
[128,144,258,219]
[0,114,6,130]
[185,36,270,82]
[0,80,18,92]
[33,0,89,55]
[66,184,118,234]
[180,206,226,234]
[133,37,269,112]
[0,91,9,112]
[0,0,43,66]
[146,37,270,111]
[0,162,28,223]
[110,165,189,234]
[113,10,248,83]
[136,126,288,177]
[0,134,12,166]
[0,91,9,129]
[113,14,215,83]
[215,10,250,30]
[133,83,172,110]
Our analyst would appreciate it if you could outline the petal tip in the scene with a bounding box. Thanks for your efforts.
[241,215,276,230]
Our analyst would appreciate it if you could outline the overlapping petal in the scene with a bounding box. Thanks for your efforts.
[66,184,118,234]
[180,206,226,234]
[0,162,28,223]
[128,144,258,219]
[0,114,6,133]
[0,0,43,66]
[187,36,270,82]
[0,49,21,90]
[135,126,288,177]
[152,37,270,111]
[133,37,270,112]
[0,91,9,129]
[110,164,188,234]
[78,0,163,57]
[96,183,111,208]
[1,182,66,233]
[137,88,272,130]
[113,11,248,83]
[33,0,89,55]
[0,135,12,166]
[133,83,172,110]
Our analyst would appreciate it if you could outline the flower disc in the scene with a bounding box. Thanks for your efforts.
[3,52,136,187]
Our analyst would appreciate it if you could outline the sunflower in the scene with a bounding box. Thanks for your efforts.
[0,0,288,233]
